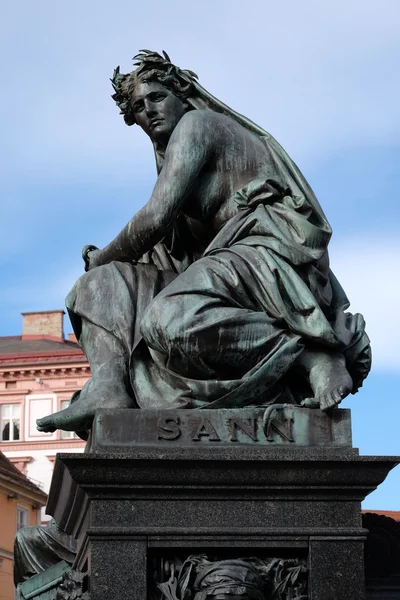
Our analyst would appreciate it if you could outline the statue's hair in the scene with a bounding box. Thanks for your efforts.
[111,50,199,126]
[111,50,330,234]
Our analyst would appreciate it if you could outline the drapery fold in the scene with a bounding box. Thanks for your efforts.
[66,139,370,409]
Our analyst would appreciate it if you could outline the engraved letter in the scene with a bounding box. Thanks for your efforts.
[157,416,181,441]
[229,417,258,442]
[265,417,294,442]
[191,417,221,442]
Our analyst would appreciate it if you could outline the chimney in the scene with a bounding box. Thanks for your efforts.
[21,310,65,342]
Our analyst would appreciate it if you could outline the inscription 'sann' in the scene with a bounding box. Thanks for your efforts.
[156,413,294,444]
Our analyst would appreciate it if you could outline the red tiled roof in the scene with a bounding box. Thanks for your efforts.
[0,336,86,365]
[0,336,80,353]
[0,451,47,500]
[362,510,400,521]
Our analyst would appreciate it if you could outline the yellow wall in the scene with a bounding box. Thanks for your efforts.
[0,488,39,600]
[0,556,13,600]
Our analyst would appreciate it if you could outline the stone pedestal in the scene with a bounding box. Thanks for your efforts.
[46,408,399,600]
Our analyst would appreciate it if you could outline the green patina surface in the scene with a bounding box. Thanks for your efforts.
[17,561,70,600]
[36,50,371,437]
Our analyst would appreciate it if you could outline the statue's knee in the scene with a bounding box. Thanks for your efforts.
[14,526,29,549]
[141,299,162,347]
[141,297,180,351]
[14,529,23,546]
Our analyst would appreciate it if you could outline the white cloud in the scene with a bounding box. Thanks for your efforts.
[0,265,81,313]
[2,228,398,375]
[1,0,399,366]
[330,236,400,372]
[1,0,399,183]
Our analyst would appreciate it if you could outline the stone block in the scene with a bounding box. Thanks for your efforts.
[45,408,399,600]
[92,406,352,449]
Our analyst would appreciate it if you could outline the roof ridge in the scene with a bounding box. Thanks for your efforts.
[0,452,47,496]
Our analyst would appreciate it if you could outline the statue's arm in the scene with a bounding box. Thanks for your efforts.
[90,112,213,267]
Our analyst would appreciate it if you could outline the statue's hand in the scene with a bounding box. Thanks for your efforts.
[82,245,100,272]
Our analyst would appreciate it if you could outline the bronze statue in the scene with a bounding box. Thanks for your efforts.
[36,50,371,434]
[14,520,76,585]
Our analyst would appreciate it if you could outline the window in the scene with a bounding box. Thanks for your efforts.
[26,396,54,439]
[1,404,21,441]
[60,400,78,439]
[16,506,28,530]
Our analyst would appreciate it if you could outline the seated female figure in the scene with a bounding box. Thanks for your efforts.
[37,51,370,434]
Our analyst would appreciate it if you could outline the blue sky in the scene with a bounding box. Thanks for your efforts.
[1,0,399,508]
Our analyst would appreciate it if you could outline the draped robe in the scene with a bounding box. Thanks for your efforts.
[66,131,371,409]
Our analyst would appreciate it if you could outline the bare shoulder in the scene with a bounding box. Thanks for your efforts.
[172,109,225,142]
[167,111,240,163]
[181,108,221,127]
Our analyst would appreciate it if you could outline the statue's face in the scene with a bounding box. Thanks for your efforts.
[131,80,188,146]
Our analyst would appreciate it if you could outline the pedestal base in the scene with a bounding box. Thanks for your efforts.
[46,409,399,600]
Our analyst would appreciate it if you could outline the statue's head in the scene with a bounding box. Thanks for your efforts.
[111,50,198,146]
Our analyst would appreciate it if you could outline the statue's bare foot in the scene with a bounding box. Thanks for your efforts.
[36,379,134,433]
[301,351,353,411]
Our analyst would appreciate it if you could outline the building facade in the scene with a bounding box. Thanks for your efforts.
[0,451,47,600]
[0,311,89,522]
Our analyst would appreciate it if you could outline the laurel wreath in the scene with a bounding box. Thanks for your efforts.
[111,49,198,126]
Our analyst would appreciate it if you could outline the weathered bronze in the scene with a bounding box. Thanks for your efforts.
[14,520,76,586]
[91,407,353,447]
[155,554,308,600]
[36,50,371,434]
